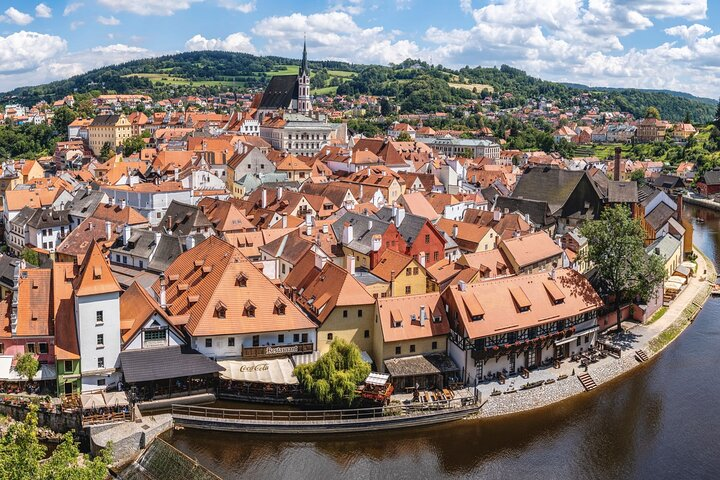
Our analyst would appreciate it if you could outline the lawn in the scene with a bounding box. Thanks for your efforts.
[646,306,668,325]
[449,82,494,93]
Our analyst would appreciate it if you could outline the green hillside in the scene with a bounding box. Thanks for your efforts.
[0,51,715,122]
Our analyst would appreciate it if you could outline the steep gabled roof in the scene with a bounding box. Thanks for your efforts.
[73,241,122,297]
[259,75,298,110]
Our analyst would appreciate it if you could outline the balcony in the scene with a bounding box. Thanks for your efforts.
[241,342,314,359]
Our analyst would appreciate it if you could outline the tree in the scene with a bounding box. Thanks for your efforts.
[99,142,115,162]
[0,405,110,480]
[13,353,39,388]
[379,97,393,116]
[715,97,720,130]
[20,248,40,267]
[123,135,145,156]
[52,107,77,140]
[395,131,413,142]
[294,339,371,406]
[630,169,645,183]
[580,205,666,332]
[645,106,661,119]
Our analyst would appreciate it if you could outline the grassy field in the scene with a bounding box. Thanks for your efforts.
[127,65,356,94]
[449,82,494,93]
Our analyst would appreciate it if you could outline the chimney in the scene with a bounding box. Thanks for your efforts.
[277,186,283,200]
[493,210,502,221]
[186,235,196,251]
[166,215,173,231]
[458,280,467,292]
[391,203,398,220]
[452,224,459,238]
[347,255,356,275]
[89,222,94,231]
[419,252,426,268]
[315,254,327,270]
[109,197,115,206]
[261,189,268,209]
[105,221,112,241]
[359,184,364,200]
[123,225,131,246]
[396,206,406,226]
[676,193,683,221]
[419,305,426,326]
[367,219,373,230]
[613,147,621,181]
[154,231,161,245]
[159,274,167,309]
[371,234,382,252]
[281,213,288,228]
[120,198,126,209]
[305,213,312,227]
[342,222,354,244]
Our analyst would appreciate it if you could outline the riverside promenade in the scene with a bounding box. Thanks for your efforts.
[474,247,715,418]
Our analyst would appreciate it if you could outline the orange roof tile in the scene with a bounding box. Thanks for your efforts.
[73,241,122,297]
[377,293,450,342]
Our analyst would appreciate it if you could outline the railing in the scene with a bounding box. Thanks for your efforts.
[172,397,478,423]
[241,342,314,359]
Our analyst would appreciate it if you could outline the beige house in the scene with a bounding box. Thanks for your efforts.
[87,114,132,156]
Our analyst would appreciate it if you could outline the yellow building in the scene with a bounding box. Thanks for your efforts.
[373,293,453,389]
[87,114,132,157]
[371,249,428,297]
[282,252,378,357]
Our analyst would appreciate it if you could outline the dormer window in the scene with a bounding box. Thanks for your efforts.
[93,266,102,280]
[236,273,248,287]
[188,294,199,305]
[215,301,227,319]
[274,298,286,315]
[244,300,256,317]
[178,283,189,291]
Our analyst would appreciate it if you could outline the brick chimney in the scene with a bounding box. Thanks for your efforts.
[676,193,683,221]
[613,147,621,181]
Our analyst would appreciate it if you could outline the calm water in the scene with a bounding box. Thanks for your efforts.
[164,204,720,479]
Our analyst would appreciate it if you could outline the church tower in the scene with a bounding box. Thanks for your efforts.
[297,39,312,115]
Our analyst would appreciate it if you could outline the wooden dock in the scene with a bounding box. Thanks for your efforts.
[171,397,482,434]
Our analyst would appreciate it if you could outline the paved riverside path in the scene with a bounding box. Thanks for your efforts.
[473,249,714,418]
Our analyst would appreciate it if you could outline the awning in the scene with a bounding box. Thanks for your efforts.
[0,356,56,381]
[365,372,390,386]
[555,326,600,346]
[119,346,224,384]
[81,392,106,410]
[103,391,129,407]
[384,354,459,378]
[218,358,299,385]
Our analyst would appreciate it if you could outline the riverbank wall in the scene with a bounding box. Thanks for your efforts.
[474,245,715,419]
[683,195,720,211]
[0,402,81,433]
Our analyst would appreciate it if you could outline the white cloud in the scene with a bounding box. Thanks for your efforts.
[35,3,52,18]
[396,0,412,10]
[218,0,256,13]
[330,0,365,15]
[97,0,202,16]
[0,31,67,74]
[2,7,34,25]
[97,15,120,26]
[70,20,84,30]
[0,42,154,91]
[252,11,423,64]
[423,0,720,96]
[665,23,712,42]
[185,32,256,54]
[63,2,83,16]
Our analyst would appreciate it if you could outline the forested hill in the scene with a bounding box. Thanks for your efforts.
[1,51,715,123]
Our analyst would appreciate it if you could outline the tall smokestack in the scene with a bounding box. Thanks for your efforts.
[676,193,683,221]
[614,147,621,181]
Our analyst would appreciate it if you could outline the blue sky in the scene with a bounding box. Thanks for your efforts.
[1,0,719,98]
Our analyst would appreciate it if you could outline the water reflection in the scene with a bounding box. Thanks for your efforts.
[164,204,720,479]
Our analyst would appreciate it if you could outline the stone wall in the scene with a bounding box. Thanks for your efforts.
[0,403,82,433]
[89,413,173,466]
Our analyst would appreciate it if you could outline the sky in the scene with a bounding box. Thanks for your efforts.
[1,0,720,98]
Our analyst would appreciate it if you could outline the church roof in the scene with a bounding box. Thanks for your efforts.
[258,75,298,110]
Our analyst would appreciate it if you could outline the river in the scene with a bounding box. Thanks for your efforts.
[163,204,720,480]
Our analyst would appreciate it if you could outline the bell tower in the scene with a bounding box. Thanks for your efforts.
[297,38,312,115]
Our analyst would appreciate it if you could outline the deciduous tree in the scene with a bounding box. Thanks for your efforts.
[580,205,666,332]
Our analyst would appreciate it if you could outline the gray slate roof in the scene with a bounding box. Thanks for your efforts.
[645,202,676,232]
[375,207,428,246]
[332,211,392,255]
[511,167,596,214]
[607,181,638,203]
[701,169,720,186]
[119,346,223,383]
[258,75,298,110]
[646,234,681,261]
[66,189,106,219]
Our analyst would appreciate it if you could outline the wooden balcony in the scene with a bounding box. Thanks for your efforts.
[241,342,314,359]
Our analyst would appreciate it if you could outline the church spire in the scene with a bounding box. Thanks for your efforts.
[300,36,309,77]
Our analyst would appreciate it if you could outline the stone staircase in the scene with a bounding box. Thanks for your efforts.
[578,373,597,391]
[635,349,649,363]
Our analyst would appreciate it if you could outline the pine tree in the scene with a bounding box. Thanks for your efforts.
[714,97,720,129]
